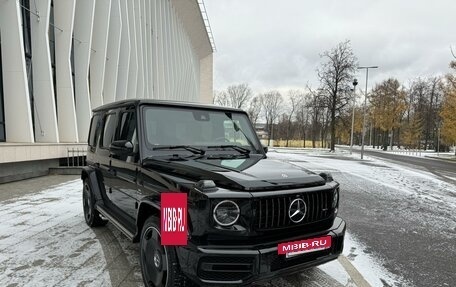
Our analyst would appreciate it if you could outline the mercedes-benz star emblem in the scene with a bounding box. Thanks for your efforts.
[288,198,307,223]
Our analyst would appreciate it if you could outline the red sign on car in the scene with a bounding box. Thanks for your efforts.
[161,193,187,246]
[278,235,332,258]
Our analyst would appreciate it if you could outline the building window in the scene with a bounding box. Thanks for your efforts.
[49,0,57,120]
[71,36,75,102]
[101,112,117,148]
[0,32,5,142]
[20,0,35,140]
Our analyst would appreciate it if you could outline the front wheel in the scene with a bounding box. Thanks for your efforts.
[82,179,107,227]
[140,216,192,287]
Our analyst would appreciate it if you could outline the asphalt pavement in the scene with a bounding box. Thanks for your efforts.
[0,175,357,287]
[341,147,456,184]
[270,149,456,287]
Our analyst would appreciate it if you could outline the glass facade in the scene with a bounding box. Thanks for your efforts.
[49,0,57,120]
[0,32,5,142]
[20,0,35,140]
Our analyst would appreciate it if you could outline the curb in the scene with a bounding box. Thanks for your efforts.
[338,256,372,287]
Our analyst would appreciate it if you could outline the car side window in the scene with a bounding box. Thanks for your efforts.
[116,110,136,143]
[116,109,138,162]
[101,112,117,149]
[88,114,102,150]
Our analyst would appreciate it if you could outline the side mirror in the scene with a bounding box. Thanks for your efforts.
[109,140,134,156]
[263,146,268,154]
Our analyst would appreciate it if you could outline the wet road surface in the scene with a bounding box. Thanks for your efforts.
[270,149,456,287]
[0,175,352,287]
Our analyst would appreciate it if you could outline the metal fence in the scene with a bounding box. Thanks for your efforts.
[66,148,87,167]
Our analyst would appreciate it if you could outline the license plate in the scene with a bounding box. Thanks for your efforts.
[278,235,332,258]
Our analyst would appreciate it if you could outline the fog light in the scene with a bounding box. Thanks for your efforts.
[213,200,240,226]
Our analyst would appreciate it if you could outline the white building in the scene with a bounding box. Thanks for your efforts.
[0,0,214,182]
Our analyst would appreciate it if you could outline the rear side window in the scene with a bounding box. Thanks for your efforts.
[88,114,102,147]
[116,111,136,142]
[101,113,117,148]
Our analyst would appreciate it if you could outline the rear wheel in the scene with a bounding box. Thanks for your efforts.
[82,179,107,227]
[140,216,193,287]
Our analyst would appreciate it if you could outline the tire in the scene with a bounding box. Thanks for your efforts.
[140,216,193,287]
[82,179,108,227]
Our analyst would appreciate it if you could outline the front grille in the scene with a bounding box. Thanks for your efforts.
[198,256,255,282]
[253,190,333,230]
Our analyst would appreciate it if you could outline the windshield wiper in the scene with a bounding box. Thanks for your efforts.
[206,145,251,155]
[152,145,206,155]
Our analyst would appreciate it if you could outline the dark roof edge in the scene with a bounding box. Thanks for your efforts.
[92,99,244,113]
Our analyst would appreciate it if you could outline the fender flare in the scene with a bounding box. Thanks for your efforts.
[134,199,160,242]
[81,166,104,203]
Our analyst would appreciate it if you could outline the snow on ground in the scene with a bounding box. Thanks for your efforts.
[269,148,456,222]
[343,233,407,287]
[268,148,456,286]
[345,144,455,160]
[3,148,454,286]
[0,178,351,287]
[0,180,142,287]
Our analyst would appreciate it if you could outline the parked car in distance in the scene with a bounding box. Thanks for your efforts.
[81,99,346,287]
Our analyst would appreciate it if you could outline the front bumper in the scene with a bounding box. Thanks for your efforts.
[176,217,346,286]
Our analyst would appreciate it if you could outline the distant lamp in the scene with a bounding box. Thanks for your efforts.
[349,79,358,155]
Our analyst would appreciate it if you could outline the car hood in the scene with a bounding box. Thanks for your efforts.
[142,156,326,191]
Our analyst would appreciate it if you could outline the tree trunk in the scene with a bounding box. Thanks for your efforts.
[389,129,394,150]
[330,97,336,152]
[286,121,291,147]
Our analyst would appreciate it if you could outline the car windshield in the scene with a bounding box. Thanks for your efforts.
[142,105,261,155]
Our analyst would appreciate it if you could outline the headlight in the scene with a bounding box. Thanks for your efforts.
[332,188,339,208]
[213,200,240,226]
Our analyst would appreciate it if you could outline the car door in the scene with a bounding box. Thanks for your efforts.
[97,110,118,205]
[109,107,140,219]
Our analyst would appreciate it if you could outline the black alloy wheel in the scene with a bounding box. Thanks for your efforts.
[82,179,107,227]
[140,216,192,287]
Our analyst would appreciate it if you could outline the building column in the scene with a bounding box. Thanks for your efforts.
[134,0,144,99]
[74,0,96,142]
[90,0,111,108]
[148,0,156,99]
[30,0,59,143]
[116,0,130,101]
[103,0,122,104]
[126,0,138,99]
[199,53,213,104]
[54,0,78,143]
[140,0,150,99]
[0,0,34,143]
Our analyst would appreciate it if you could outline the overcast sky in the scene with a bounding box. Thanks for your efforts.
[204,0,456,95]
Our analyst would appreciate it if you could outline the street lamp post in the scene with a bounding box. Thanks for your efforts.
[350,79,358,155]
[358,66,378,160]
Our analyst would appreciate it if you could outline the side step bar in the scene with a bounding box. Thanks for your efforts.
[97,205,135,241]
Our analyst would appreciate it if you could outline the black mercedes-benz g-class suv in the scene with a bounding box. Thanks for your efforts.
[82,99,345,287]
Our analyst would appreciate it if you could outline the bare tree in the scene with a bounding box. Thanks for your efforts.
[247,96,262,126]
[285,90,301,147]
[260,91,283,146]
[213,84,252,109]
[226,83,253,109]
[317,40,357,151]
[213,90,230,107]
[295,93,311,147]
[306,87,327,148]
